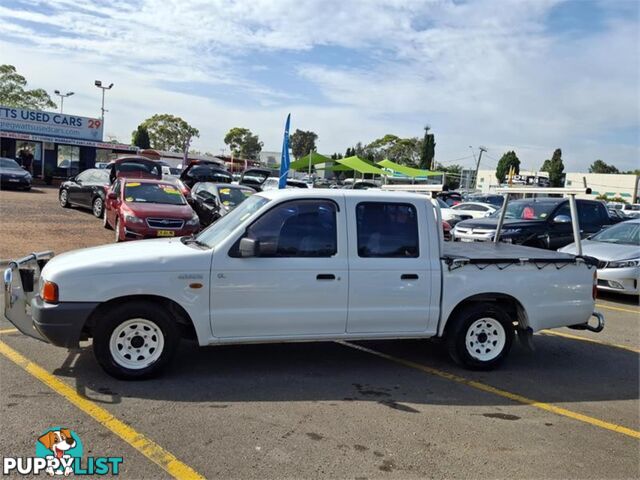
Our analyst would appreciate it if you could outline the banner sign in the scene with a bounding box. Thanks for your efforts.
[0,106,104,142]
[0,130,136,151]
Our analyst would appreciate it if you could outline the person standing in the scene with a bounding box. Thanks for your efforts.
[19,147,34,174]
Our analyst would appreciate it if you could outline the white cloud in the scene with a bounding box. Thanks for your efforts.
[0,0,638,171]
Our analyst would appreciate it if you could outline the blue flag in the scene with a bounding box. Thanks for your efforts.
[278,113,291,189]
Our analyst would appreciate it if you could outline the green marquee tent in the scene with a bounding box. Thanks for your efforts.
[289,152,333,171]
[377,159,443,177]
[335,156,387,175]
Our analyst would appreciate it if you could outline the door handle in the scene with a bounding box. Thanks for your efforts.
[401,274,419,280]
[316,274,336,280]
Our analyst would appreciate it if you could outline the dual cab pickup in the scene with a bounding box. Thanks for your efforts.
[4,189,604,379]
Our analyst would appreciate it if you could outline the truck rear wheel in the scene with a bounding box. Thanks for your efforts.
[93,301,180,380]
[446,303,514,370]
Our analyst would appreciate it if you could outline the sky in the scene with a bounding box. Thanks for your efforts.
[1,0,638,172]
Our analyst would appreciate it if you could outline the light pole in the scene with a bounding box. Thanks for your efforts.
[53,90,74,113]
[94,80,113,127]
[472,145,487,190]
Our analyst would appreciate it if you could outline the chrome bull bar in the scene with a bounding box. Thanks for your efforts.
[568,311,605,333]
[3,251,54,341]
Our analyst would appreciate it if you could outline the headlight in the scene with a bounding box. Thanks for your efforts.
[124,215,144,224]
[186,214,200,226]
[501,228,522,235]
[607,258,640,269]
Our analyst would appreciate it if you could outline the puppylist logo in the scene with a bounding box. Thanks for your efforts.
[3,427,123,476]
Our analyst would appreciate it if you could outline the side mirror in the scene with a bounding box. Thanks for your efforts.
[107,192,117,200]
[239,237,258,257]
[553,214,571,224]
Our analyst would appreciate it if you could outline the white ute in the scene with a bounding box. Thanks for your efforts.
[4,189,604,379]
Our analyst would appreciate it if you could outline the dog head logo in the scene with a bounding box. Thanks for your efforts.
[36,427,83,476]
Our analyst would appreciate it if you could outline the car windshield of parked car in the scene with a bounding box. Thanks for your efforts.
[218,187,253,207]
[196,195,270,248]
[0,158,21,169]
[491,201,558,220]
[123,182,186,205]
[591,222,640,245]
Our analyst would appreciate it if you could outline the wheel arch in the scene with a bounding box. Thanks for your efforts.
[442,292,529,337]
[83,294,197,341]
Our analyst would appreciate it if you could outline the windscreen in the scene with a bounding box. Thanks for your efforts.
[591,222,640,245]
[492,201,558,220]
[124,182,186,205]
[0,158,21,169]
[218,187,253,207]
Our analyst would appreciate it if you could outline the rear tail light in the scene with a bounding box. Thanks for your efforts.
[41,280,59,304]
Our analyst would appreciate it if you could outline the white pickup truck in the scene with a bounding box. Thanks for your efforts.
[4,189,604,379]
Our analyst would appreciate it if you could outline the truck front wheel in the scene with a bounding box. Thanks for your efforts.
[446,303,514,370]
[93,301,180,379]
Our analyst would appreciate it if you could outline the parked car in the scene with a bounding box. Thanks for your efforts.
[261,177,310,191]
[450,202,498,219]
[95,162,109,169]
[59,168,111,217]
[436,191,463,206]
[107,156,162,184]
[559,219,640,295]
[103,178,200,242]
[466,194,504,208]
[239,168,279,191]
[432,198,472,224]
[191,183,255,226]
[180,161,232,189]
[0,157,32,190]
[452,197,614,249]
[607,208,628,222]
[620,204,640,218]
[4,189,603,379]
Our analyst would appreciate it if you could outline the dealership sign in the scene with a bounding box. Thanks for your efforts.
[0,106,104,142]
[0,130,136,151]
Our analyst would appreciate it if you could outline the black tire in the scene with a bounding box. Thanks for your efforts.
[92,301,180,380]
[92,196,104,218]
[59,189,70,207]
[446,303,514,370]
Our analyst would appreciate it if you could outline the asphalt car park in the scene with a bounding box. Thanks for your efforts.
[0,187,638,479]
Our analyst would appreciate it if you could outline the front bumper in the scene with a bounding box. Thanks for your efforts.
[122,223,199,241]
[3,251,98,348]
[597,267,639,295]
[1,176,31,188]
[32,296,98,348]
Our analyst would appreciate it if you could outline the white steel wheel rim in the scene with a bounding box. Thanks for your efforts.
[465,317,506,362]
[60,190,67,205]
[109,318,164,370]
[93,198,103,217]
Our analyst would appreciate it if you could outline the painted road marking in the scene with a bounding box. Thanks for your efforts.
[596,303,639,315]
[0,340,205,479]
[541,330,640,354]
[0,327,18,334]
[339,341,640,440]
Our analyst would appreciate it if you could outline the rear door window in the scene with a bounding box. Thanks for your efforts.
[356,202,419,258]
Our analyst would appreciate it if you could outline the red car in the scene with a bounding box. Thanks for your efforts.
[103,178,200,242]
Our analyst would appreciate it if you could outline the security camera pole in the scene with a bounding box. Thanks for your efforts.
[94,80,114,129]
[53,90,74,114]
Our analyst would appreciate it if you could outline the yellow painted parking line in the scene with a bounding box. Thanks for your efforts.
[0,340,205,480]
[339,341,640,440]
[541,330,640,354]
[596,303,639,315]
[0,327,18,334]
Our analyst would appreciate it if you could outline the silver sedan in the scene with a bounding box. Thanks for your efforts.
[559,219,640,295]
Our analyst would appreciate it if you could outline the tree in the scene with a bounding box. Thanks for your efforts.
[419,125,435,170]
[290,129,318,160]
[131,125,151,149]
[436,163,462,189]
[0,64,56,110]
[224,127,263,160]
[138,114,199,153]
[495,151,521,184]
[589,159,619,174]
[540,148,565,187]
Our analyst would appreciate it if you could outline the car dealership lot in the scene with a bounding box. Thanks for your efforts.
[1,188,638,479]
